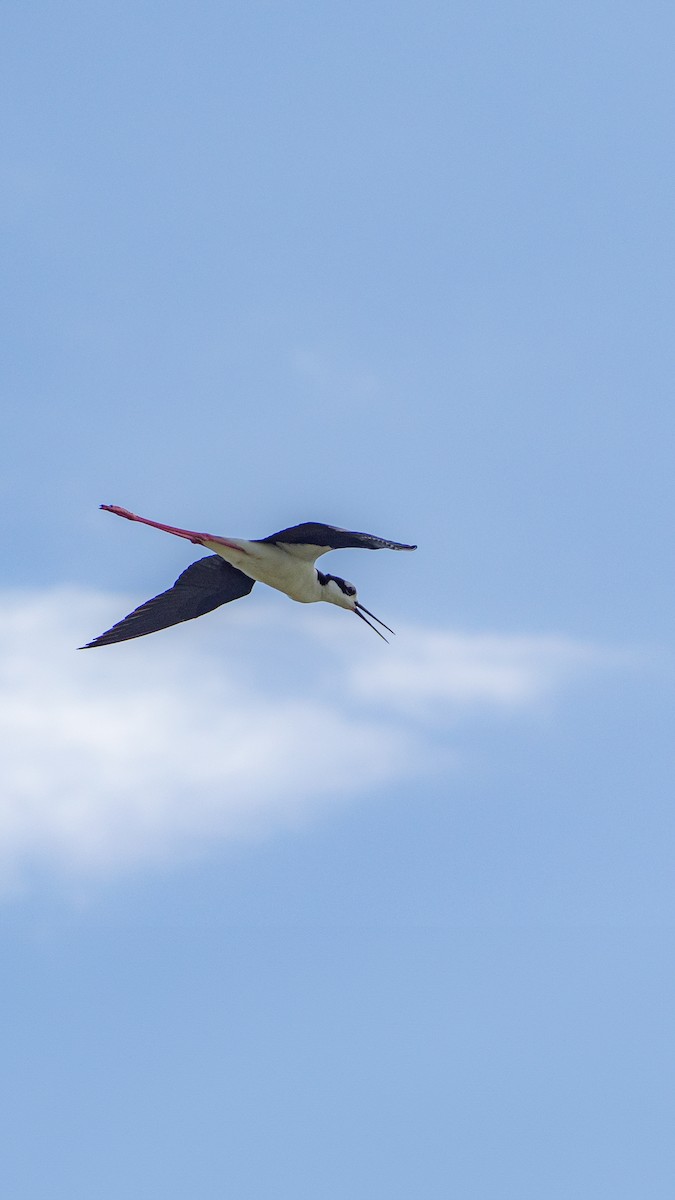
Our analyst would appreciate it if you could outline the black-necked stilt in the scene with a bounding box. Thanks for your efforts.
[81,505,416,648]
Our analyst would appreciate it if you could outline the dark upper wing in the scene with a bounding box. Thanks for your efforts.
[258,522,416,560]
[80,556,255,648]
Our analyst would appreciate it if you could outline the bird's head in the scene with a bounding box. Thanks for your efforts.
[317,572,394,641]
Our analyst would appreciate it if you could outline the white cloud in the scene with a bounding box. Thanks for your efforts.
[346,628,604,712]
[0,586,610,888]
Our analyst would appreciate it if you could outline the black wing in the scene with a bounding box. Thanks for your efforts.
[258,522,416,555]
[80,556,255,648]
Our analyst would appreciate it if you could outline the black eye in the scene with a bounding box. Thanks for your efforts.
[346,585,356,596]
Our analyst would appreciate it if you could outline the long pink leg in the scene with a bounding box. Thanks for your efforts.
[100,504,243,551]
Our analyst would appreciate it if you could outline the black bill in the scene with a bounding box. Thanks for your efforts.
[354,602,395,642]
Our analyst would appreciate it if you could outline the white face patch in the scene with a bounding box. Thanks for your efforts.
[316,572,358,610]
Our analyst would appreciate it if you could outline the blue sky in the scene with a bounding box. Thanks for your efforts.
[2,2,675,1196]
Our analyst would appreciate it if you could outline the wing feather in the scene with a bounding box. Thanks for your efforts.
[258,522,416,561]
[81,556,255,648]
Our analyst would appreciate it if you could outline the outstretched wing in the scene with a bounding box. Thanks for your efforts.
[258,522,416,562]
[80,556,255,648]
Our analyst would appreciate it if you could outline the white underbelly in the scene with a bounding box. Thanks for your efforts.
[201,539,320,603]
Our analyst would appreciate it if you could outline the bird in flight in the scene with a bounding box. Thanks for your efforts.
[81,505,416,648]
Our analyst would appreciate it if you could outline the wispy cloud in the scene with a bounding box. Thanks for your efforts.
[346,628,604,712]
[0,586,611,889]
